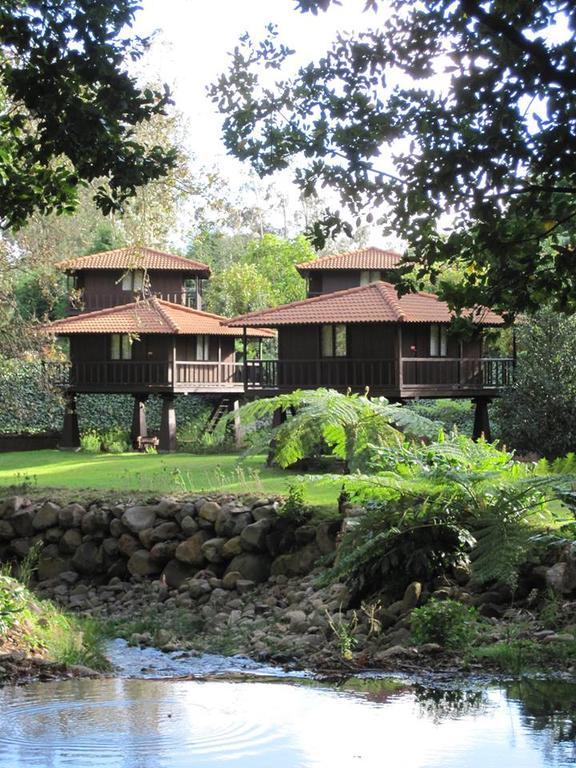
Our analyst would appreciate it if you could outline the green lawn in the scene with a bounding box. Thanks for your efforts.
[0,450,341,514]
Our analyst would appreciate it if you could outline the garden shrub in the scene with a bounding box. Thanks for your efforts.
[80,430,101,454]
[411,599,478,649]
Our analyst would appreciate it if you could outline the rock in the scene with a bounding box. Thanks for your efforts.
[240,519,273,552]
[0,521,15,540]
[294,525,317,546]
[109,519,125,538]
[138,528,155,549]
[225,553,271,584]
[117,534,140,557]
[187,579,213,599]
[72,542,103,575]
[197,500,221,523]
[58,503,85,528]
[102,537,119,557]
[59,571,79,585]
[122,506,157,533]
[251,504,278,522]
[154,629,172,647]
[10,508,36,537]
[452,561,471,585]
[315,521,339,554]
[222,570,242,590]
[37,555,69,581]
[33,502,60,531]
[215,510,252,538]
[162,559,197,589]
[401,582,422,612]
[236,579,256,595]
[374,645,417,662]
[546,562,576,595]
[81,508,109,533]
[201,538,226,564]
[0,496,27,517]
[175,531,210,566]
[127,550,160,577]
[149,541,178,564]
[59,528,82,554]
[180,515,199,536]
[44,527,63,543]
[150,522,180,543]
[11,538,31,557]
[156,498,180,519]
[222,536,243,559]
[285,609,308,631]
[271,543,321,577]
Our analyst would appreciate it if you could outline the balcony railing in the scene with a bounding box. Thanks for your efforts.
[67,290,199,313]
[43,356,514,394]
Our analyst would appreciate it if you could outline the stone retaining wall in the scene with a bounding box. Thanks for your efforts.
[0,494,340,592]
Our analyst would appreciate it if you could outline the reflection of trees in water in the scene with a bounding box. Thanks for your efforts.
[506,679,576,765]
[413,685,487,722]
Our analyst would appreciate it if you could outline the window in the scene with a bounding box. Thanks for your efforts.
[360,270,381,286]
[196,335,210,361]
[321,324,347,357]
[121,269,144,292]
[110,334,133,360]
[430,324,448,357]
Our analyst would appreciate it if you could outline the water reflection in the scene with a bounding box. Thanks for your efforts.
[0,674,574,767]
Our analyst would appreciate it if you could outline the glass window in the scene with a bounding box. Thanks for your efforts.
[321,324,347,357]
[321,325,333,357]
[121,270,144,292]
[110,334,132,360]
[196,335,210,361]
[430,325,448,357]
[334,324,347,356]
[360,270,381,285]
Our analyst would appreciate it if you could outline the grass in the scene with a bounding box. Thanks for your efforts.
[0,450,342,516]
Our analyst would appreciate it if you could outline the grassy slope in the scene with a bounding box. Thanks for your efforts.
[0,450,341,514]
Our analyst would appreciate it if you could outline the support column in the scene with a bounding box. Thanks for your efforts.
[130,394,148,448]
[232,399,244,448]
[60,392,80,449]
[159,394,177,452]
[266,407,286,467]
[472,397,492,442]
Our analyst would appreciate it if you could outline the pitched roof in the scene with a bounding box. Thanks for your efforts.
[47,298,275,337]
[224,281,504,327]
[56,247,211,277]
[296,246,403,273]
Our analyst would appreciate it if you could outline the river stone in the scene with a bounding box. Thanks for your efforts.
[150,522,180,543]
[109,519,125,538]
[0,496,27,517]
[102,537,119,557]
[122,506,157,533]
[150,541,178,564]
[11,538,31,557]
[37,555,69,581]
[240,519,273,552]
[156,498,180,519]
[162,559,197,589]
[222,536,243,559]
[285,609,308,631]
[402,582,422,612]
[315,520,340,554]
[0,520,14,540]
[546,561,576,595]
[10,508,36,537]
[127,550,160,577]
[33,502,60,531]
[225,553,271,584]
[180,516,199,536]
[44,527,64,543]
[59,528,82,554]
[271,543,321,577]
[72,541,103,575]
[138,528,155,549]
[187,579,213,599]
[222,570,242,590]
[58,503,85,528]
[175,531,210,566]
[118,533,140,557]
[251,503,278,522]
[201,538,226,563]
[197,501,221,523]
[215,510,252,538]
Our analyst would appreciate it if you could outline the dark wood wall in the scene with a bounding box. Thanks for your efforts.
[69,334,237,364]
[175,336,235,362]
[308,270,360,296]
[76,270,196,301]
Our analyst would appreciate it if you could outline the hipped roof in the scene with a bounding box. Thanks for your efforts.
[225,281,504,327]
[296,246,403,274]
[47,298,275,337]
[56,246,211,277]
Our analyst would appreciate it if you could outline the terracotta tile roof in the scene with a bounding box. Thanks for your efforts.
[56,247,211,277]
[225,281,504,327]
[296,246,403,273]
[47,298,275,337]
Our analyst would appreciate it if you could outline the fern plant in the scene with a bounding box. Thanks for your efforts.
[231,388,439,472]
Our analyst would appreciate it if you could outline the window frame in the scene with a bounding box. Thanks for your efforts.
[110,333,133,360]
[321,324,347,358]
[120,269,144,292]
[196,334,210,361]
[429,324,448,357]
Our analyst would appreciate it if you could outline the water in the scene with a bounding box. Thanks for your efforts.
[0,643,574,767]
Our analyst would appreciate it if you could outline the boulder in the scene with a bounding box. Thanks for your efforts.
[187,579,213,599]
[162,559,197,589]
[33,502,60,531]
[58,503,85,528]
[401,582,422,612]
[175,531,210,566]
[197,500,221,523]
[72,541,103,575]
[222,536,243,559]
[315,520,340,555]
[251,503,278,522]
[59,528,83,554]
[240,519,274,552]
[201,538,226,563]
[222,570,242,590]
[37,556,69,582]
[102,537,119,557]
[138,528,155,549]
[109,519,125,538]
[10,508,36,537]
[150,522,180,543]
[118,533,140,557]
[271,543,321,577]
[215,510,252,538]
[150,541,178,564]
[546,561,576,595]
[0,520,15,541]
[44,527,64,543]
[156,498,180,519]
[225,553,271,584]
[11,538,31,557]
[294,525,317,546]
[0,496,27,518]
[127,550,161,577]
[122,506,157,533]
[180,516,199,537]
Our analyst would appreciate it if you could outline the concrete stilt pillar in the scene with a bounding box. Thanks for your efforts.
[159,394,177,452]
[130,394,148,448]
[472,397,492,442]
[232,399,244,448]
[60,392,80,449]
[266,407,286,467]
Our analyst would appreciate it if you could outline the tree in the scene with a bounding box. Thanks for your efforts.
[496,309,576,458]
[210,1,576,317]
[0,0,175,229]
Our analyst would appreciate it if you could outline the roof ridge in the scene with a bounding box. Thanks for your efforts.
[376,281,406,321]
[296,245,403,269]
[55,245,210,272]
[156,299,230,323]
[150,297,179,333]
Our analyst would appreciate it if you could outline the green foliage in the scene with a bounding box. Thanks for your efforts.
[0,576,22,635]
[497,309,576,457]
[100,428,130,454]
[18,540,44,587]
[325,607,358,660]
[408,400,476,438]
[472,640,576,675]
[210,1,576,316]
[411,599,478,650]
[80,430,102,454]
[0,0,175,229]
[280,480,311,525]
[235,388,439,472]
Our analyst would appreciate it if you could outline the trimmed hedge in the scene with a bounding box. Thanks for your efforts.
[0,359,208,435]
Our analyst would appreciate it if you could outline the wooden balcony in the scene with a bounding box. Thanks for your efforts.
[43,357,514,398]
[66,290,199,314]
